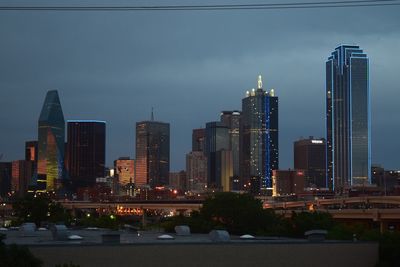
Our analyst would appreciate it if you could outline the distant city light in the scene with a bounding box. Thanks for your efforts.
[311,140,323,144]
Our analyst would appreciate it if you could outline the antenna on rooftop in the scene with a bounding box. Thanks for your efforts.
[257,75,263,89]
[151,107,154,121]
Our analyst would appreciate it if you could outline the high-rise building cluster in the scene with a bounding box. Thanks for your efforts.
[1,44,391,200]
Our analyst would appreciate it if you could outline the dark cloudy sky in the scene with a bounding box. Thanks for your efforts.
[0,1,399,171]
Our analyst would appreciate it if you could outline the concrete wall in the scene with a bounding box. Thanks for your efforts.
[30,242,379,267]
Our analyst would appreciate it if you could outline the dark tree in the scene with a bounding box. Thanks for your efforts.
[12,193,71,226]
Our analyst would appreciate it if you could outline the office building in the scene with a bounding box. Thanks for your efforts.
[114,157,135,186]
[216,149,233,192]
[192,128,206,152]
[136,119,170,188]
[205,121,229,190]
[25,141,38,186]
[220,111,241,179]
[272,169,305,197]
[67,120,106,188]
[37,90,65,191]
[240,75,278,194]
[25,141,38,162]
[294,137,326,188]
[11,160,33,196]
[186,151,207,192]
[0,162,12,197]
[169,171,187,191]
[326,45,371,193]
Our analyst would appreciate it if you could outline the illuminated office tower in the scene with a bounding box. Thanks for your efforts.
[25,141,38,185]
[67,120,106,188]
[135,117,170,188]
[326,45,370,193]
[220,111,241,178]
[37,90,65,191]
[186,151,207,192]
[114,157,135,186]
[12,160,33,196]
[25,141,38,162]
[240,75,278,194]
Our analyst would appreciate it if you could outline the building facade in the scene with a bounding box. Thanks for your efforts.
[136,120,170,188]
[294,137,326,188]
[169,171,187,191]
[272,169,305,197]
[220,111,241,179]
[114,157,135,195]
[37,90,65,191]
[25,141,38,186]
[205,121,229,190]
[240,75,278,194]
[0,162,12,197]
[192,128,206,152]
[11,160,34,196]
[326,45,371,193]
[186,151,207,192]
[67,120,106,188]
[216,149,233,192]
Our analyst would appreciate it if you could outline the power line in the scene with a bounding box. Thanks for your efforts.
[0,0,399,11]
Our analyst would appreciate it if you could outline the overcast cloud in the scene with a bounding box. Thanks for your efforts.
[0,1,399,170]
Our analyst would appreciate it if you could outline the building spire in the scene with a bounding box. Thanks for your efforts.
[257,75,263,89]
[151,107,154,121]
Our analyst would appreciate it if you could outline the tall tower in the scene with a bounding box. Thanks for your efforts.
[240,75,278,194]
[67,120,106,188]
[192,128,206,152]
[37,90,65,191]
[135,116,170,188]
[205,121,229,190]
[220,111,241,179]
[326,45,371,193]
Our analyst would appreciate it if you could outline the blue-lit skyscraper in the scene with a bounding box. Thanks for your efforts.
[37,90,65,191]
[326,45,371,193]
[240,75,278,194]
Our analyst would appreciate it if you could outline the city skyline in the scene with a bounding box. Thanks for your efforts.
[0,4,399,171]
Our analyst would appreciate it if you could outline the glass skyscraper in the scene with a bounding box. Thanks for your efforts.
[220,111,241,179]
[135,120,170,188]
[326,45,371,193]
[205,121,229,190]
[67,120,106,188]
[37,90,65,191]
[240,75,278,194]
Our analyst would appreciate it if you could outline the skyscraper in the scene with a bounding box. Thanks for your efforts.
[114,157,135,195]
[220,111,241,178]
[25,141,38,162]
[205,121,229,190]
[25,141,38,186]
[135,119,170,188]
[186,151,207,192]
[294,137,326,188]
[240,75,278,194]
[192,128,205,152]
[326,45,371,193]
[37,90,65,191]
[0,162,12,197]
[67,120,106,188]
[114,157,135,185]
[11,160,33,196]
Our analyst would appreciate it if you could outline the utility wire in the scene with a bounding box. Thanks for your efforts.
[0,0,399,11]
